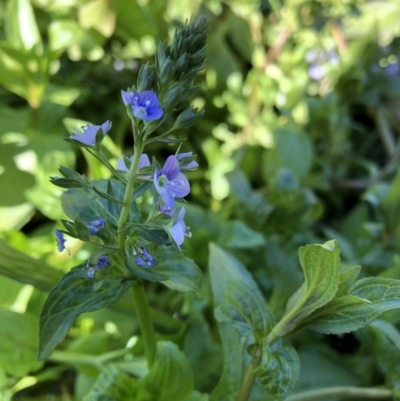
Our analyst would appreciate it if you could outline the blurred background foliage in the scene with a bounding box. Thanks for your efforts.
[2,0,400,399]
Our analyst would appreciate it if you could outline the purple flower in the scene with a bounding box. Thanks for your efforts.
[86,255,109,278]
[86,218,105,235]
[117,153,151,172]
[170,208,192,249]
[305,50,319,63]
[308,64,324,80]
[134,247,156,268]
[385,63,400,76]
[159,205,173,216]
[55,230,66,252]
[154,156,190,209]
[70,121,111,147]
[177,152,199,170]
[121,90,163,121]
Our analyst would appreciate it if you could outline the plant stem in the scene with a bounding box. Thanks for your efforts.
[117,149,142,250]
[237,361,256,401]
[132,282,157,367]
[116,136,157,368]
[286,386,393,401]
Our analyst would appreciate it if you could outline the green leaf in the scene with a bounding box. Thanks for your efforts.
[138,341,194,401]
[218,221,265,249]
[253,342,300,401]
[83,364,138,401]
[303,277,400,334]
[215,280,274,341]
[0,309,43,376]
[209,244,249,401]
[62,179,136,226]
[281,240,341,335]
[39,269,133,360]
[125,258,169,282]
[6,0,42,50]
[154,247,203,296]
[336,265,361,297]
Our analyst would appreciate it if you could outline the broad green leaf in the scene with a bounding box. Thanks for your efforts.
[209,244,249,401]
[218,221,265,249]
[125,258,169,282]
[62,179,137,226]
[83,364,138,401]
[253,342,300,401]
[39,269,133,360]
[303,277,400,334]
[301,295,371,334]
[6,0,42,50]
[336,265,361,297]
[281,240,341,335]
[215,281,274,341]
[0,239,63,292]
[138,341,193,401]
[154,247,203,296]
[0,309,43,377]
[184,391,209,401]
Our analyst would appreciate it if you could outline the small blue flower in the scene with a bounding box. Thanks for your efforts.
[55,229,66,252]
[121,90,163,121]
[159,205,173,216]
[154,156,190,209]
[177,152,199,170]
[70,121,111,147]
[308,64,324,80]
[86,255,109,278]
[170,208,191,249]
[134,247,156,268]
[117,153,151,172]
[86,218,105,235]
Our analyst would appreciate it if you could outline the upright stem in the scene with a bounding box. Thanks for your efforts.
[117,138,157,368]
[132,282,157,367]
[237,362,256,401]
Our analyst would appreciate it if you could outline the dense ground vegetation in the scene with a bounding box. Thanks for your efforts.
[2,0,400,400]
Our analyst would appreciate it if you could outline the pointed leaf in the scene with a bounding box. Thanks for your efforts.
[303,277,400,334]
[83,364,138,401]
[154,247,203,296]
[336,265,361,297]
[125,258,169,282]
[252,342,300,401]
[138,341,193,401]
[282,240,341,335]
[215,280,274,341]
[39,269,133,360]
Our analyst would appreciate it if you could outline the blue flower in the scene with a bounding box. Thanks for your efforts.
[70,121,111,147]
[177,152,199,170]
[117,153,151,172]
[170,208,191,249]
[86,255,109,278]
[121,90,163,121]
[308,64,324,80]
[55,230,66,252]
[154,156,190,209]
[134,247,156,268]
[86,218,105,235]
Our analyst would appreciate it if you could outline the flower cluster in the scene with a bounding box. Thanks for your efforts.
[305,49,339,81]
[60,87,199,277]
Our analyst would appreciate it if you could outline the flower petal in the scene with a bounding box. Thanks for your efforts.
[171,220,186,247]
[161,156,180,179]
[166,173,190,198]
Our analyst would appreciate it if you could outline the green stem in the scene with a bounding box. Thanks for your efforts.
[117,149,142,250]
[132,282,157,367]
[286,386,393,401]
[237,362,256,401]
[116,136,157,368]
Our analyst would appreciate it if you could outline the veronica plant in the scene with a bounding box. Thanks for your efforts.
[38,18,208,372]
